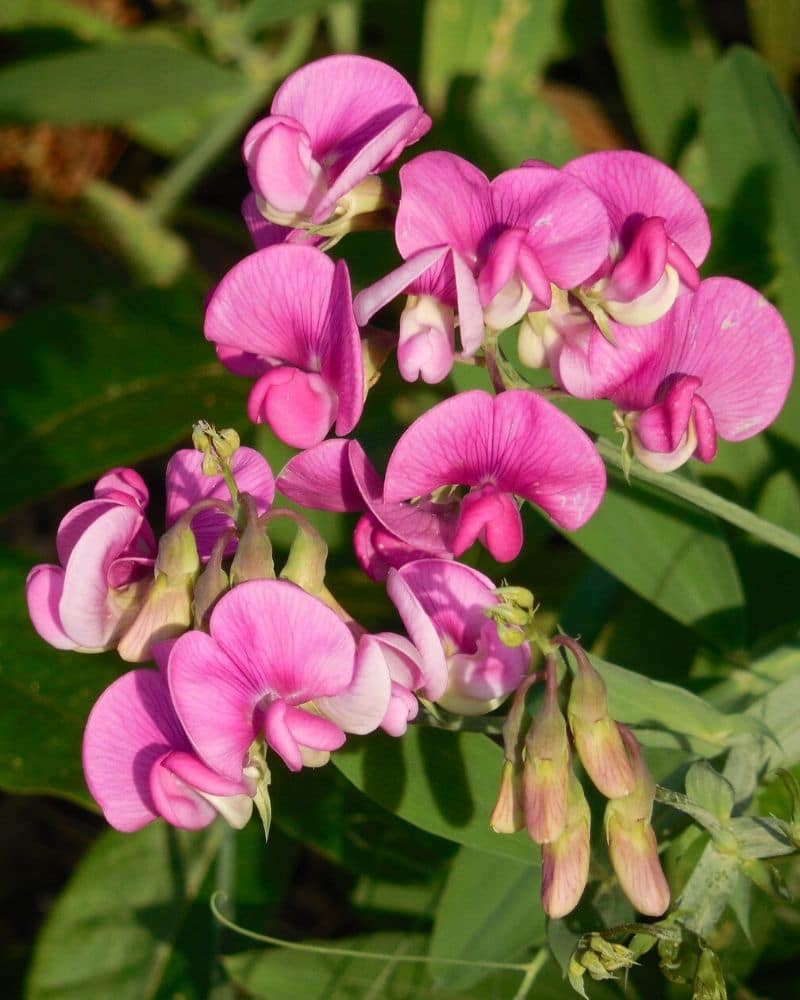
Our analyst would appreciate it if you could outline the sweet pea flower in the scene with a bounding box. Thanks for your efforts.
[83,663,255,832]
[205,245,365,448]
[520,151,711,396]
[244,55,430,240]
[26,468,156,653]
[386,558,530,714]
[383,389,606,562]
[588,277,794,473]
[277,438,456,580]
[354,151,610,382]
[168,580,390,777]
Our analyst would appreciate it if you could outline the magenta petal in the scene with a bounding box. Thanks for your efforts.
[216,341,269,378]
[168,629,256,781]
[149,755,218,830]
[248,117,324,215]
[565,150,710,266]
[382,681,419,736]
[316,635,391,735]
[26,564,77,650]
[160,750,251,798]
[396,152,491,260]
[452,251,485,354]
[478,228,525,306]
[241,193,294,250]
[322,260,365,437]
[385,569,449,700]
[59,505,144,649]
[636,375,702,454]
[263,700,345,772]
[272,55,428,167]
[452,486,523,562]
[353,245,449,325]
[94,468,149,508]
[248,367,338,447]
[489,166,611,290]
[396,558,494,651]
[692,395,717,462]
[606,216,668,302]
[83,669,189,832]
[277,439,365,512]
[666,239,700,290]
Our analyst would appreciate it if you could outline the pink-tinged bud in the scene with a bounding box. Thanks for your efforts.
[192,536,229,630]
[230,496,275,586]
[523,665,570,844]
[490,760,524,834]
[604,726,670,917]
[117,523,199,662]
[560,637,635,799]
[540,771,591,918]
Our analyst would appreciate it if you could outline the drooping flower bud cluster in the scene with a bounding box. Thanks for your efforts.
[24,52,795,942]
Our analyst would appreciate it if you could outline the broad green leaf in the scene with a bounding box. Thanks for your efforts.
[0,44,243,125]
[675,840,740,938]
[429,846,544,989]
[757,469,800,534]
[334,729,536,863]
[684,761,735,821]
[604,0,715,160]
[590,653,761,756]
[27,822,222,999]
[746,672,800,769]
[0,0,122,40]
[565,469,746,649]
[0,550,120,807]
[0,284,249,517]
[701,47,800,447]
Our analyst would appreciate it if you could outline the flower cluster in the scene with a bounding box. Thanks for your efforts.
[26,53,794,925]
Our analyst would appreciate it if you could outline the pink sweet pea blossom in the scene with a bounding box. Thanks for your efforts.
[205,245,365,448]
[244,55,430,239]
[520,151,711,397]
[83,664,255,832]
[277,438,456,580]
[588,277,794,473]
[354,151,610,382]
[386,559,530,714]
[383,390,606,562]
[26,468,156,652]
[168,580,390,777]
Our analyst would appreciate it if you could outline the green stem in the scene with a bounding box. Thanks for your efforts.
[512,948,549,1000]
[595,437,800,560]
[147,17,315,223]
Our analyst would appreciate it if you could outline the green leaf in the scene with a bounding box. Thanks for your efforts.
[684,761,735,821]
[746,671,800,769]
[701,47,800,448]
[604,0,715,160]
[676,840,740,938]
[748,0,800,91]
[334,728,536,863]
[0,43,244,125]
[0,549,120,807]
[0,0,122,40]
[0,284,249,517]
[429,846,544,990]
[27,822,223,999]
[242,0,340,32]
[590,653,761,756]
[565,468,746,649]
[757,469,800,535]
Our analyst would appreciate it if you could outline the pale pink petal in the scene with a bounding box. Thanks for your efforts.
[382,683,420,736]
[59,505,144,649]
[316,635,392,735]
[26,564,77,650]
[209,580,355,702]
[395,152,492,260]
[452,250,486,354]
[149,757,219,830]
[168,629,257,781]
[83,669,189,832]
[94,468,149,508]
[565,150,710,266]
[56,499,121,567]
[277,439,365,512]
[353,245,449,325]
[385,568,449,700]
[247,118,325,215]
[490,167,610,289]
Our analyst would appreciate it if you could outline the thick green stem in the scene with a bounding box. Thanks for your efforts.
[596,436,800,560]
[147,17,315,223]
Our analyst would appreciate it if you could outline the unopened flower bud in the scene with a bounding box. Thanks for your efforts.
[540,771,591,918]
[494,585,535,610]
[192,421,240,474]
[523,661,570,843]
[117,523,200,662]
[490,760,524,834]
[192,536,229,630]
[230,500,274,586]
[560,636,634,798]
[693,946,727,1000]
[604,726,670,916]
[496,621,528,648]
